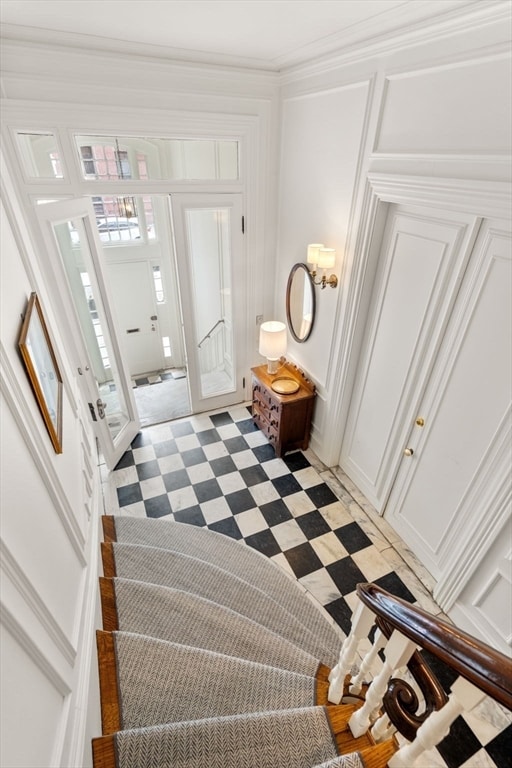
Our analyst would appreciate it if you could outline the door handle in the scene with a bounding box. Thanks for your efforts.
[96,398,107,420]
[404,447,414,457]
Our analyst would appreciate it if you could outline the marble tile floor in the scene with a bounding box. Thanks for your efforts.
[101,404,511,768]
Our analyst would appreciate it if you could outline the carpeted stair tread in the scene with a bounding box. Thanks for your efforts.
[107,706,342,768]
[107,541,339,666]
[106,576,323,676]
[312,758,365,768]
[108,516,343,645]
[109,630,320,729]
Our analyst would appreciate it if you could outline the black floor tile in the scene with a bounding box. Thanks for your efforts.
[324,596,354,636]
[117,482,143,506]
[335,521,373,554]
[131,432,152,448]
[210,412,233,426]
[181,447,207,467]
[193,478,223,503]
[208,516,242,539]
[244,529,281,557]
[136,459,161,481]
[252,444,277,462]
[163,469,190,492]
[486,724,512,768]
[237,418,259,434]
[172,506,206,527]
[272,474,302,497]
[115,450,135,469]
[327,556,367,594]
[226,489,256,515]
[223,436,249,454]
[436,715,482,768]
[259,499,293,526]
[283,452,311,471]
[284,542,324,579]
[196,428,221,446]
[240,464,268,487]
[209,456,238,477]
[374,572,416,604]
[306,483,339,508]
[144,494,172,518]
[296,510,332,539]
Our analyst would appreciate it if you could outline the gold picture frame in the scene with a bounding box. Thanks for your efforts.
[18,292,63,453]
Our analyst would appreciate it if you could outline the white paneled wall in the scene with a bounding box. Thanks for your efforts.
[0,162,101,767]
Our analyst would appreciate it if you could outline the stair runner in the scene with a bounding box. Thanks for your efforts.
[93,516,397,768]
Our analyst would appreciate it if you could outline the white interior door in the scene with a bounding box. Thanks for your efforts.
[36,198,140,469]
[385,222,511,591]
[170,193,246,413]
[339,203,480,510]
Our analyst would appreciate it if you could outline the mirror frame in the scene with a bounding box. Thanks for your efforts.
[286,262,316,343]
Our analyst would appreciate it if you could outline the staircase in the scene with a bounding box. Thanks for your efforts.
[92,515,512,768]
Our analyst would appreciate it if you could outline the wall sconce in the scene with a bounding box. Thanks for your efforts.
[307,244,338,289]
[259,321,287,374]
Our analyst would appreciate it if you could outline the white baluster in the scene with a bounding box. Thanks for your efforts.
[371,713,397,743]
[350,628,386,695]
[328,601,375,704]
[349,630,417,737]
[388,677,487,767]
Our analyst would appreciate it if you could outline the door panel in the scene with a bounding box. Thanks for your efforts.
[36,198,140,469]
[107,261,165,376]
[170,194,245,413]
[339,204,480,510]
[385,225,511,584]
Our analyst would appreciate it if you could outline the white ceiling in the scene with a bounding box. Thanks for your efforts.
[0,0,478,70]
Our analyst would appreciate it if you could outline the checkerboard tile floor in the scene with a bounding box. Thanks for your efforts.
[104,405,511,768]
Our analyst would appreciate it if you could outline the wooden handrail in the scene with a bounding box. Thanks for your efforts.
[357,583,512,711]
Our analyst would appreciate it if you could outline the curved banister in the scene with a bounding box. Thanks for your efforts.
[357,582,512,711]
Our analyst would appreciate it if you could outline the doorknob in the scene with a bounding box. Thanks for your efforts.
[404,447,414,457]
[96,398,107,420]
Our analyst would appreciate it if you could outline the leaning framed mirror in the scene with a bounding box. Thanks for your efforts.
[286,262,316,343]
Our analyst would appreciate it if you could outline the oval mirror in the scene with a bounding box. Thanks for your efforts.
[286,262,316,343]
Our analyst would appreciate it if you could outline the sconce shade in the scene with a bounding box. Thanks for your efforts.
[307,244,324,265]
[259,321,287,361]
[317,248,336,269]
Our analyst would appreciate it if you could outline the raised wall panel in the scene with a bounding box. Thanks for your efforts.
[376,54,512,155]
[0,624,66,768]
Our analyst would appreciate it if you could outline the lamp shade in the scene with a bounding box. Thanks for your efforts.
[307,244,324,265]
[259,321,287,360]
[317,248,336,269]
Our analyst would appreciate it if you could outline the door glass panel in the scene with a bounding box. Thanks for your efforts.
[74,135,239,180]
[53,219,130,438]
[15,132,64,179]
[187,207,234,398]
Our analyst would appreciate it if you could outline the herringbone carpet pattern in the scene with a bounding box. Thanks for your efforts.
[97,516,369,768]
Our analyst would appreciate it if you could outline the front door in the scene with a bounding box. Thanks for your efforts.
[107,260,166,376]
[36,198,140,469]
[170,193,246,414]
